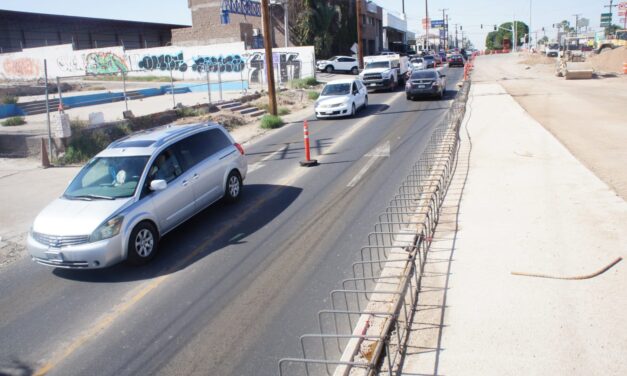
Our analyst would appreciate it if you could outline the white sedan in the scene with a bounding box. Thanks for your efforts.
[314,79,368,119]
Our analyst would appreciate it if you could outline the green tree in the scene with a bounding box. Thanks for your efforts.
[312,2,339,57]
[293,0,316,46]
[560,20,573,33]
[485,31,498,50]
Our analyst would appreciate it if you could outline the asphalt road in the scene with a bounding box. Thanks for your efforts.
[0,66,463,376]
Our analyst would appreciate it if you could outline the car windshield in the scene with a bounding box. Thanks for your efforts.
[364,61,390,69]
[64,156,150,200]
[321,83,351,96]
[548,43,559,49]
[328,56,339,61]
[423,56,434,61]
[411,71,438,79]
[411,58,423,63]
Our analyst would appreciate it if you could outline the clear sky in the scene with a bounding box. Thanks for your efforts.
[0,0,618,49]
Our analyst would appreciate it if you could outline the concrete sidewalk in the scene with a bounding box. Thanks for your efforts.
[397,82,627,375]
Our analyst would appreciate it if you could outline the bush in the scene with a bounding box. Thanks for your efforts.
[175,107,201,117]
[1,95,18,104]
[308,91,320,100]
[60,121,131,164]
[260,114,284,129]
[290,77,319,89]
[278,107,291,116]
[1,116,26,126]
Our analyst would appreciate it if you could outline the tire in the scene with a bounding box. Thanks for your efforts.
[224,170,242,202]
[363,96,368,109]
[325,65,334,73]
[351,66,359,75]
[350,103,356,117]
[127,221,158,266]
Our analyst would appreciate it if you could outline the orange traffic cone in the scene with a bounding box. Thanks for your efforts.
[623,62,627,75]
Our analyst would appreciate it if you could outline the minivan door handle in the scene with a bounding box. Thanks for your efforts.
[182,179,189,187]
[192,173,199,181]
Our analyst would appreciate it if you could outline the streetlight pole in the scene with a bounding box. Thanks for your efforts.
[261,0,277,116]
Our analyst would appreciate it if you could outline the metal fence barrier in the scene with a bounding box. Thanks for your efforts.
[278,79,471,376]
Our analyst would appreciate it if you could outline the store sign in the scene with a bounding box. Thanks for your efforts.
[222,0,261,17]
[431,19,444,27]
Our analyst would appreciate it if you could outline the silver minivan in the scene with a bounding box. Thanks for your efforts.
[27,122,247,269]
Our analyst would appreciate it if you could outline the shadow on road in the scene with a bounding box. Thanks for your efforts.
[53,183,302,283]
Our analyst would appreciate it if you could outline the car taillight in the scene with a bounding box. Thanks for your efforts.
[234,143,245,155]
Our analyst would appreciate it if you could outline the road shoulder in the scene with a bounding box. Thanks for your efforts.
[399,81,627,374]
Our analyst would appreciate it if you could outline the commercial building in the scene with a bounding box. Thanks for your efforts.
[172,0,292,48]
[382,9,408,52]
[0,10,186,53]
[358,0,384,56]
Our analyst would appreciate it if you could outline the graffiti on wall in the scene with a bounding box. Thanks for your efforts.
[56,55,84,73]
[2,58,41,78]
[85,52,128,75]
[138,53,188,72]
[191,54,246,73]
[0,43,314,82]
[244,52,302,83]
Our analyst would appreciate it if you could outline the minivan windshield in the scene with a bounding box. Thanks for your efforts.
[321,83,351,96]
[64,156,150,200]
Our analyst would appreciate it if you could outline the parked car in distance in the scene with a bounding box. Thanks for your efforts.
[422,55,436,69]
[438,51,447,63]
[433,54,443,66]
[315,78,368,119]
[405,69,447,100]
[448,54,465,67]
[27,123,247,269]
[409,57,425,70]
[316,56,359,74]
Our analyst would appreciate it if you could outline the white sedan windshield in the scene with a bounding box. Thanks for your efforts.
[321,83,351,96]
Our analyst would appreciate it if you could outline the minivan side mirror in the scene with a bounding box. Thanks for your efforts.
[150,179,167,191]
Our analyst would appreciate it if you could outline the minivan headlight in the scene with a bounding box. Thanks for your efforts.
[90,216,124,242]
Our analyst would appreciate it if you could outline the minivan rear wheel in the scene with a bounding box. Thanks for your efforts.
[127,221,158,265]
[224,171,242,202]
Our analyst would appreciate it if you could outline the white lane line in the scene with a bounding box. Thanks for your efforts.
[247,145,289,173]
[347,141,390,187]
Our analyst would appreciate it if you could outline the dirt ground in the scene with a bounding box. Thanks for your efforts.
[473,52,627,200]
[587,46,627,74]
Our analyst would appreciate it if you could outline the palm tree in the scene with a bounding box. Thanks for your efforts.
[313,2,339,57]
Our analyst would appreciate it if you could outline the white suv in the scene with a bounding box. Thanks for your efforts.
[316,56,359,74]
[27,122,247,269]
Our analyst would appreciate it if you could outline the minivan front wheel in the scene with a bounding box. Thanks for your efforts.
[127,221,158,265]
[224,171,242,202]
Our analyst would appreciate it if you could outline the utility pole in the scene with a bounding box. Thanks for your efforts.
[573,14,581,38]
[604,0,617,35]
[445,14,449,51]
[425,0,430,51]
[529,0,532,49]
[261,0,277,116]
[454,24,458,48]
[356,0,364,68]
[284,1,289,47]
[439,8,448,51]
